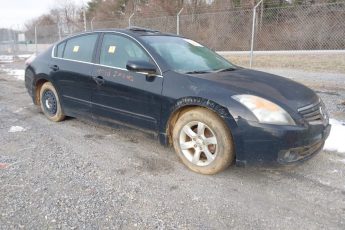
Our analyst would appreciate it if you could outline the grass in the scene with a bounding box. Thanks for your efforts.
[223,53,345,74]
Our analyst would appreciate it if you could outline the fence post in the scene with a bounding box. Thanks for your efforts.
[250,0,263,68]
[57,23,62,41]
[90,17,96,31]
[34,25,38,54]
[260,0,264,31]
[12,26,16,57]
[83,8,87,31]
[177,7,184,35]
[129,13,135,28]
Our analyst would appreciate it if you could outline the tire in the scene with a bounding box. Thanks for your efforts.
[39,82,65,122]
[172,107,235,174]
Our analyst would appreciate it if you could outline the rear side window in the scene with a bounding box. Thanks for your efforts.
[63,34,98,62]
[55,42,66,58]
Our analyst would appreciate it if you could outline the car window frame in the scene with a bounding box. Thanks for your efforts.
[62,33,100,63]
[51,31,162,76]
[52,32,101,64]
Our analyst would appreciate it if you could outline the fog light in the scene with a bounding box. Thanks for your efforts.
[278,150,299,163]
[277,141,324,164]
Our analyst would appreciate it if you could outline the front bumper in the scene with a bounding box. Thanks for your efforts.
[230,118,331,166]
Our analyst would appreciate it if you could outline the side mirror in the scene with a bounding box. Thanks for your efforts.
[126,60,157,75]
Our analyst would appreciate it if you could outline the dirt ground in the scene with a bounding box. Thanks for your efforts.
[0,61,345,229]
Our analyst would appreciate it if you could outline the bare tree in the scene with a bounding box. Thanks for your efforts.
[53,0,83,33]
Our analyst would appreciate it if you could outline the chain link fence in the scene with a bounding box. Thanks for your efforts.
[1,2,344,71]
[132,15,177,34]
[180,9,254,51]
[91,19,128,31]
[256,2,345,50]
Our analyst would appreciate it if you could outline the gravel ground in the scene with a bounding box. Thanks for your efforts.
[1,62,345,229]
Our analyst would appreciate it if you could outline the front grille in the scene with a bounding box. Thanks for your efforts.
[298,100,326,123]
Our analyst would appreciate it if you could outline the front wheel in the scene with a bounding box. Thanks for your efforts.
[172,107,235,174]
[39,82,65,122]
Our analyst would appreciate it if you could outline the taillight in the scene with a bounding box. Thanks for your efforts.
[25,54,36,66]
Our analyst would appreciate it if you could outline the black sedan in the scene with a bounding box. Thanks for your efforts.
[24,27,331,174]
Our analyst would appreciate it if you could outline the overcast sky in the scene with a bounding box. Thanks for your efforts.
[0,0,86,29]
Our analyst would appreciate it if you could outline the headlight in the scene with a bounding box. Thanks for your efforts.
[232,94,295,125]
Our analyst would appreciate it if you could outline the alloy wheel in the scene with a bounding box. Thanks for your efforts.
[179,121,218,166]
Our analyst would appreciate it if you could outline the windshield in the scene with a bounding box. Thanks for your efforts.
[142,36,236,74]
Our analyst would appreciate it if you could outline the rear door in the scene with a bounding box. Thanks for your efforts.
[50,33,99,118]
[91,33,163,131]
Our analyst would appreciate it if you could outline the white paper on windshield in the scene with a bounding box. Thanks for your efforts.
[184,39,203,47]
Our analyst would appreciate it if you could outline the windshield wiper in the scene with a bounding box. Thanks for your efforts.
[185,68,236,74]
[185,70,213,74]
[215,67,237,73]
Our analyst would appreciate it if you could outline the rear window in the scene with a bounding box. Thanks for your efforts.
[63,34,98,62]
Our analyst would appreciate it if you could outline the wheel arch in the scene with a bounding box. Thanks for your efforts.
[165,97,236,146]
[33,75,50,105]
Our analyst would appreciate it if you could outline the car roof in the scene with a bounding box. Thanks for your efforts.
[93,27,178,37]
[54,27,181,46]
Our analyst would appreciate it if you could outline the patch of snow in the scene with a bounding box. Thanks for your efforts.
[317,179,331,186]
[323,119,345,153]
[17,54,33,59]
[8,126,26,133]
[14,108,24,113]
[0,55,14,63]
[328,169,339,174]
[2,68,25,81]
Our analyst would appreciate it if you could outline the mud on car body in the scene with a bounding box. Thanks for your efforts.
[25,27,331,174]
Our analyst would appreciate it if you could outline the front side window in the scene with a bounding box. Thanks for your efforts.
[99,34,151,69]
[142,36,236,74]
[63,34,98,62]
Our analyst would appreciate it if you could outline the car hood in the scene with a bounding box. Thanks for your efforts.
[189,68,318,110]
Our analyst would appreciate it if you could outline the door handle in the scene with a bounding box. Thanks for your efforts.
[50,65,59,71]
[93,76,105,86]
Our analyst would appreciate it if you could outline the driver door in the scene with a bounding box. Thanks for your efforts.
[91,33,163,131]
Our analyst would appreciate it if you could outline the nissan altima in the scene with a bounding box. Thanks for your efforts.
[24,27,331,174]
